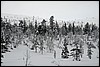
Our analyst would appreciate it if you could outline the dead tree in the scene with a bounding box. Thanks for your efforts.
[24,49,31,66]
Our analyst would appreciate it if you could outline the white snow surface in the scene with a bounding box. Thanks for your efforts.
[1,38,99,66]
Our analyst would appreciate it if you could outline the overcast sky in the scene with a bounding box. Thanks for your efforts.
[1,1,99,25]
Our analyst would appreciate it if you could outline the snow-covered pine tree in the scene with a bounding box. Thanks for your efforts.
[61,38,69,58]
[87,41,93,59]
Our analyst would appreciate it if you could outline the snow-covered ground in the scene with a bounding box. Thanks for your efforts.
[1,38,99,66]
